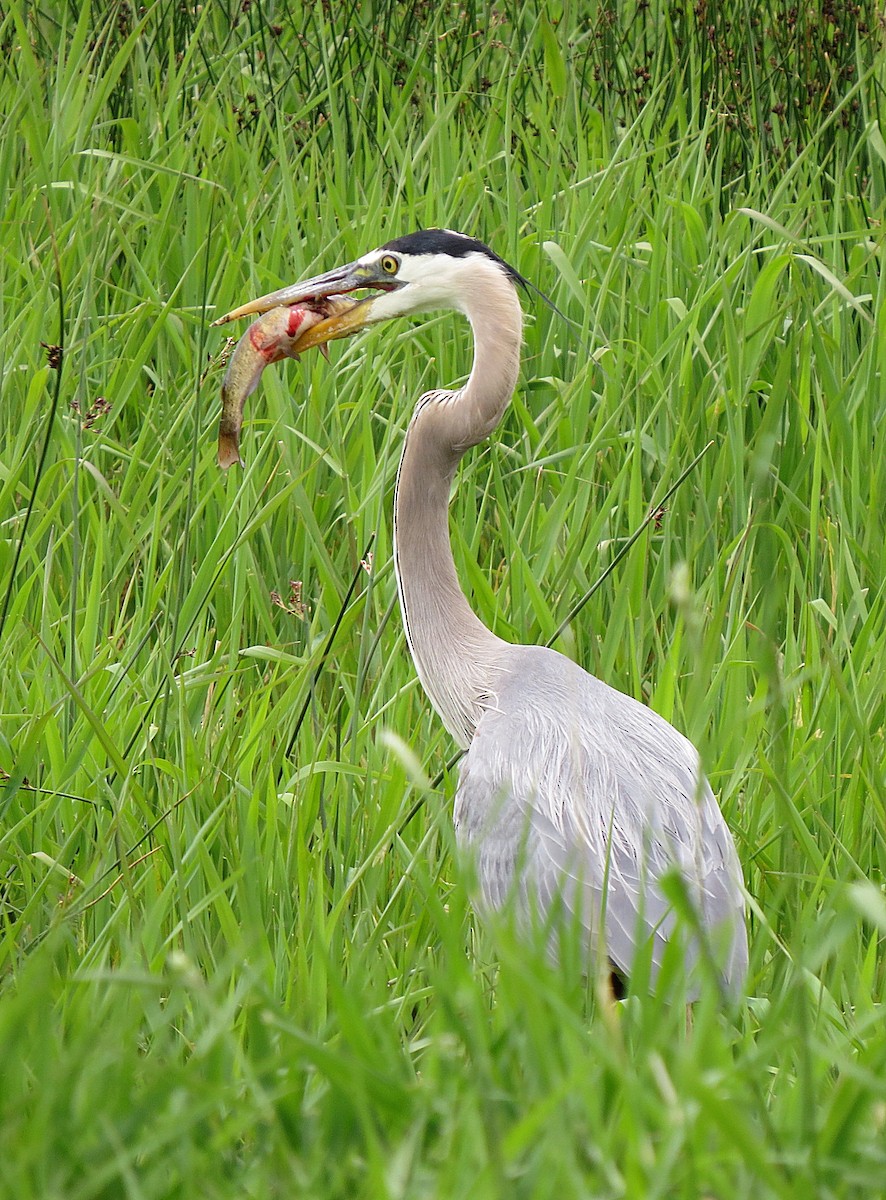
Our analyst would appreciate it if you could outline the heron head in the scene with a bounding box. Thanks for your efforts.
[212,229,526,352]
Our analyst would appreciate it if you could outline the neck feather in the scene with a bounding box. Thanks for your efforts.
[393,268,523,747]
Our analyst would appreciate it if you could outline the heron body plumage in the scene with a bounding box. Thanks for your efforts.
[456,643,747,990]
[218,228,749,997]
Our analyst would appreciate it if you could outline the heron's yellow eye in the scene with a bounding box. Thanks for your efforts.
[380,254,399,275]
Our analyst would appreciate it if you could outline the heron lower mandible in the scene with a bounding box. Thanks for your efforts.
[215,229,748,998]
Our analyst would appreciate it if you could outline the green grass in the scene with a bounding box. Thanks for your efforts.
[2,2,886,1196]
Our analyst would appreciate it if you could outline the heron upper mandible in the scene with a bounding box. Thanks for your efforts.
[215,228,749,999]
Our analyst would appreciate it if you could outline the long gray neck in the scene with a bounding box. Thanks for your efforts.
[393,269,523,748]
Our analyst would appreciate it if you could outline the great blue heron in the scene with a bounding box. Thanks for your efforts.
[215,228,748,998]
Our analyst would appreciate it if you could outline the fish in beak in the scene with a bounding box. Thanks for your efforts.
[213,258,397,468]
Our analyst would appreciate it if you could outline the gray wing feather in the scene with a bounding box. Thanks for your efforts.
[454,645,747,993]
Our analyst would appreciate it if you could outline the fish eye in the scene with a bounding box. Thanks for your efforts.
[380,254,400,275]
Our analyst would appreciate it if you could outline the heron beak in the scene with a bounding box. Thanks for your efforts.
[212,262,367,325]
[212,259,396,350]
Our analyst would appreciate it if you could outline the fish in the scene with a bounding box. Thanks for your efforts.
[217,295,360,469]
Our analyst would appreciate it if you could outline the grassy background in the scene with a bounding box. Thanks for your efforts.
[2,2,886,1196]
